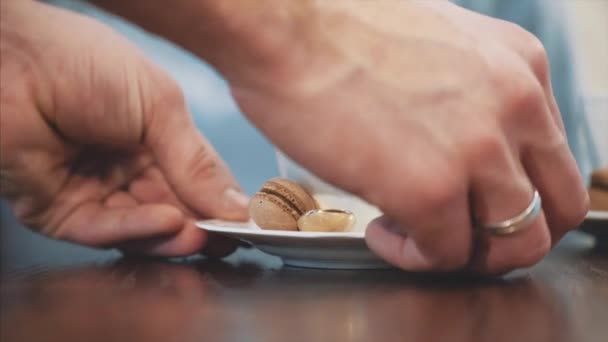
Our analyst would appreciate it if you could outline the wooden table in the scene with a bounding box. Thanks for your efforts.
[1,214,607,342]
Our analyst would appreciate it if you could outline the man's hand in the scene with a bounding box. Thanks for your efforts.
[0,1,249,256]
[108,0,587,274]
[226,1,589,274]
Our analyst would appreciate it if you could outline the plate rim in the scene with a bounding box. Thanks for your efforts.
[196,219,366,239]
[586,210,608,221]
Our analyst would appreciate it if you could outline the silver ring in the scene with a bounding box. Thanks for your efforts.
[481,190,542,236]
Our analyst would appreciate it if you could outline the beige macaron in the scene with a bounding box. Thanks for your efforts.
[249,178,319,231]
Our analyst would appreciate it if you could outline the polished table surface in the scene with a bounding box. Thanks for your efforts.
[1,215,607,342]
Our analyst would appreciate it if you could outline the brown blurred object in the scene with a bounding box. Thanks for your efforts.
[590,188,608,211]
[590,167,608,211]
[581,167,608,244]
[591,167,608,190]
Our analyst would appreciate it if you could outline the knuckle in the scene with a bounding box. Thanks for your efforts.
[542,129,569,150]
[505,81,545,117]
[488,66,545,124]
[503,23,550,82]
[376,158,465,218]
[502,22,550,82]
[144,65,185,108]
[186,145,220,181]
[410,171,464,216]
[140,68,187,137]
[159,79,186,109]
[465,130,507,164]
[497,82,548,129]
[525,35,550,83]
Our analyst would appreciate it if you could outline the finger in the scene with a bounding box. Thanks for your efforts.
[119,220,237,257]
[468,140,551,275]
[366,217,429,270]
[472,212,550,275]
[543,83,566,136]
[144,95,249,221]
[520,133,589,245]
[493,35,586,245]
[53,202,184,247]
[128,166,196,216]
[365,189,473,272]
[104,191,139,208]
[127,168,240,256]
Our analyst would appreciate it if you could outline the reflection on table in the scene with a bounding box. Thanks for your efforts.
[2,233,607,342]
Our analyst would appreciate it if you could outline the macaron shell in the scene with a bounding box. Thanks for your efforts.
[249,192,299,231]
[263,178,318,214]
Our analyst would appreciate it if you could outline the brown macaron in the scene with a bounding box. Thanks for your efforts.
[590,188,608,211]
[591,167,608,190]
[249,178,319,231]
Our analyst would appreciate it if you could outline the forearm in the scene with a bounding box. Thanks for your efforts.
[91,0,316,87]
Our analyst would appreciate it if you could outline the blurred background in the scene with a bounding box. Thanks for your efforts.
[564,0,607,163]
[1,0,606,271]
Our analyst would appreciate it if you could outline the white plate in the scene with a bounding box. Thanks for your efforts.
[586,210,608,221]
[195,220,390,269]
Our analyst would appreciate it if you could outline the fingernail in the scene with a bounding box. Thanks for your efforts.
[223,188,250,210]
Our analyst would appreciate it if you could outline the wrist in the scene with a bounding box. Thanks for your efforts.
[194,1,362,98]
[196,1,317,83]
[93,0,324,89]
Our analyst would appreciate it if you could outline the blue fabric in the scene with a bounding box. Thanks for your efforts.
[45,0,599,189]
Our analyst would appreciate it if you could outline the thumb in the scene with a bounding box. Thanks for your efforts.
[144,82,249,221]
